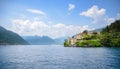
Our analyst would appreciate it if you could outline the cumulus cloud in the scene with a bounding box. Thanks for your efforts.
[80,5,115,24]
[69,4,75,11]
[10,18,93,38]
[27,9,46,15]
[80,5,105,18]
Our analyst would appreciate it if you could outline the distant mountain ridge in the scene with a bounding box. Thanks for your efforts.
[54,36,67,45]
[91,28,103,32]
[22,36,55,45]
[0,25,66,45]
[0,26,29,45]
[22,36,67,45]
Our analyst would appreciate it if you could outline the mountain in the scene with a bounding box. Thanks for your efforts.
[54,36,68,45]
[0,26,29,45]
[102,19,120,32]
[22,36,55,45]
[22,36,67,45]
[91,28,103,32]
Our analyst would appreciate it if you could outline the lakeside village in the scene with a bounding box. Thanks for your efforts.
[64,30,120,47]
[64,20,120,47]
[64,30,101,47]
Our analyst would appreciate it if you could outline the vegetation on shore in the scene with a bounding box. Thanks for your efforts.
[64,19,120,47]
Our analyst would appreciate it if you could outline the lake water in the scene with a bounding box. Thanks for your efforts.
[0,45,120,69]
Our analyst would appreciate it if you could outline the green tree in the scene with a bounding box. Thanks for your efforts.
[82,30,88,35]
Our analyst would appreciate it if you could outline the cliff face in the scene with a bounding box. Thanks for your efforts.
[0,26,29,45]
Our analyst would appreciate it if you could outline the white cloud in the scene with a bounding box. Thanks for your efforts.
[27,9,46,15]
[68,4,75,15]
[53,23,65,28]
[80,5,115,24]
[80,5,105,18]
[10,18,93,38]
[69,4,75,11]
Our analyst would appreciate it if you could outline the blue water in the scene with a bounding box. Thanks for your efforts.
[0,45,120,69]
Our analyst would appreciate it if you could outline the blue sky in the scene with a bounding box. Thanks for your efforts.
[0,0,120,38]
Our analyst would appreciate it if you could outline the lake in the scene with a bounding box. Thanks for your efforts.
[0,45,120,69]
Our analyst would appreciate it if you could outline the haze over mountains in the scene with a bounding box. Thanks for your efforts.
[0,26,67,45]
[0,19,120,45]
[22,36,67,45]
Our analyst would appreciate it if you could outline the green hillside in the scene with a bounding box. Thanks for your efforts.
[100,19,120,46]
[102,19,120,32]
[0,26,29,45]
[64,19,120,47]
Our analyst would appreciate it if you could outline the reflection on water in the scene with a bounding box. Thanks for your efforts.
[0,45,120,69]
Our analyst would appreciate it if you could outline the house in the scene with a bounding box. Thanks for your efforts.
[75,33,83,40]
[66,33,83,46]
[66,37,76,45]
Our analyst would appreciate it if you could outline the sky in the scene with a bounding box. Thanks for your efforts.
[0,0,120,38]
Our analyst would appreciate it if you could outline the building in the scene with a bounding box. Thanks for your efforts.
[66,33,83,46]
[74,33,83,40]
[66,37,76,45]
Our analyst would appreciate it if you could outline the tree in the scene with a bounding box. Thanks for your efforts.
[82,30,88,35]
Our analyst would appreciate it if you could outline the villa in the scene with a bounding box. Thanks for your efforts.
[66,32,100,46]
[66,33,83,46]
